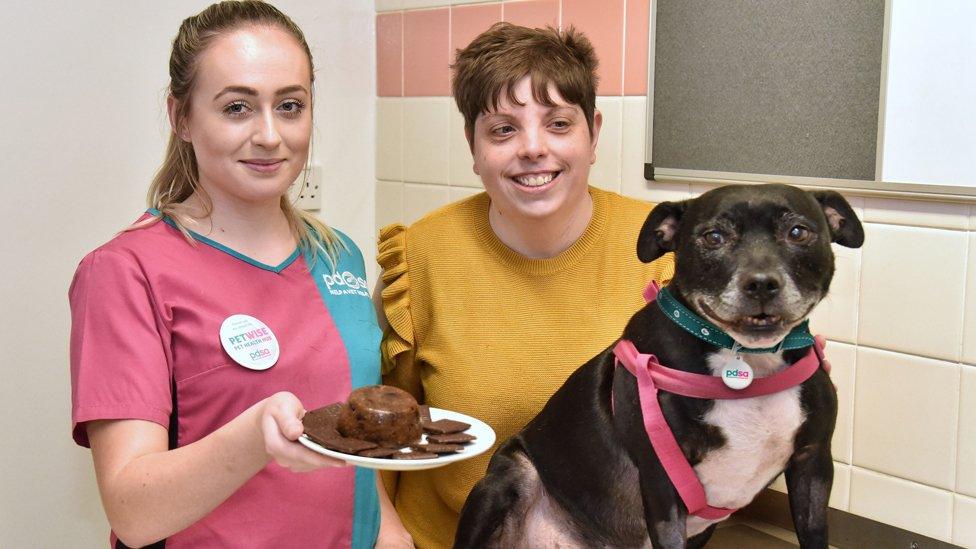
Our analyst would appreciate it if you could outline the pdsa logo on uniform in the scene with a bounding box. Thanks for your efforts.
[323,271,369,297]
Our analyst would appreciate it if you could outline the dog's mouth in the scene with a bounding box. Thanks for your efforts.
[698,301,786,334]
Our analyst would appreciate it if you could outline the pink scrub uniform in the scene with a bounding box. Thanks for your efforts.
[69,212,380,548]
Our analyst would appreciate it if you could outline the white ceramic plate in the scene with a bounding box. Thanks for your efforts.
[299,407,496,471]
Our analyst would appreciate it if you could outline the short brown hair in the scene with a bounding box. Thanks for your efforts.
[451,22,599,142]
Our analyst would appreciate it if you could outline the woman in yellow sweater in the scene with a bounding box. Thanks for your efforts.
[377,23,674,548]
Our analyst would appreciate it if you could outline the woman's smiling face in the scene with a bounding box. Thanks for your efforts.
[471,75,602,224]
[178,25,313,207]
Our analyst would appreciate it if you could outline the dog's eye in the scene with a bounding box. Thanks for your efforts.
[788,225,811,243]
[703,230,726,247]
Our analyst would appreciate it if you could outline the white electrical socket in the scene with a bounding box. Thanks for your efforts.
[291,164,322,211]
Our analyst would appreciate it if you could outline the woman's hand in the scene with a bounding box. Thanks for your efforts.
[260,391,348,472]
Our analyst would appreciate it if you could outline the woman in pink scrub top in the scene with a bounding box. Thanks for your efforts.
[67,2,411,547]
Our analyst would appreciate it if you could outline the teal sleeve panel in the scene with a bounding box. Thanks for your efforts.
[306,231,382,549]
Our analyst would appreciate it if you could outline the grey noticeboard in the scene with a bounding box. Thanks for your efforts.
[649,0,885,182]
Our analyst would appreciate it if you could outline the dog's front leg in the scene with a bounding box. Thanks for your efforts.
[453,440,529,549]
[784,443,833,549]
[636,464,688,549]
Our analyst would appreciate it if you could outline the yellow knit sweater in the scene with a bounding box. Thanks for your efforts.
[378,187,674,549]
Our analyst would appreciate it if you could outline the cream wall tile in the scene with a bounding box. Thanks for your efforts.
[375,180,404,232]
[964,233,976,365]
[830,463,851,511]
[954,494,976,548]
[376,0,404,11]
[827,342,855,464]
[849,467,952,542]
[449,185,482,202]
[403,183,451,224]
[402,0,454,9]
[858,224,968,361]
[642,181,693,203]
[376,99,403,182]
[765,461,849,511]
[620,97,649,200]
[864,197,969,230]
[958,366,976,497]
[449,107,482,188]
[808,245,860,344]
[403,97,450,185]
[591,97,622,193]
[852,347,959,489]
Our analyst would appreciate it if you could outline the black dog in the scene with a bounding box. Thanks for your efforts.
[454,184,864,548]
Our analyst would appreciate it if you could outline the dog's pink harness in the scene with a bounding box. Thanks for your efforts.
[612,282,829,520]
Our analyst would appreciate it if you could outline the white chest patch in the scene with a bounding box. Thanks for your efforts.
[685,351,805,537]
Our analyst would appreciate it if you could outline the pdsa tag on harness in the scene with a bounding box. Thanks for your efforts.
[220,314,280,370]
[720,355,753,390]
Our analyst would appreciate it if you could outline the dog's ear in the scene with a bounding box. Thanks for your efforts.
[637,200,688,263]
[810,190,864,248]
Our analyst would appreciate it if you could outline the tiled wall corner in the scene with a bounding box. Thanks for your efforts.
[502,0,559,28]
[852,347,959,490]
[448,107,481,187]
[376,180,404,231]
[808,245,861,344]
[849,467,952,542]
[403,183,451,224]
[402,97,450,184]
[591,97,622,192]
[954,494,976,548]
[376,99,403,181]
[964,232,976,365]
[858,223,968,362]
[828,342,856,464]
[958,366,976,497]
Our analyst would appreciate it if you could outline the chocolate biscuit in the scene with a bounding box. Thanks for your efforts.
[393,450,438,460]
[358,447,401,458]
[422,419,471,434]
[426,432,476,444]
[309,434,378,454]
[411,443,463,454]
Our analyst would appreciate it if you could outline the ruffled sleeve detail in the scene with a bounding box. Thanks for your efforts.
[377,224,413,375]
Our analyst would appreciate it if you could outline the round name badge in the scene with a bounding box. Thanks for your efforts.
[721,356,753,390]
[219,314,280,371]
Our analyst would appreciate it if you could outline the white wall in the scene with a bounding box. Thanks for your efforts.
[0,2,375,546]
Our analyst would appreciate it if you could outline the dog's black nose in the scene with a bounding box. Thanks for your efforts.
[742,273,782,301]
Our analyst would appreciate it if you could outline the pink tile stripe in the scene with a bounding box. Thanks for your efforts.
[503,0,559,29]
[624,0,650,96]
[562,0,625,96]
[376,12,403,97]
[451,4,503,56]
[403,8,451,96]
[383,1,652,98]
